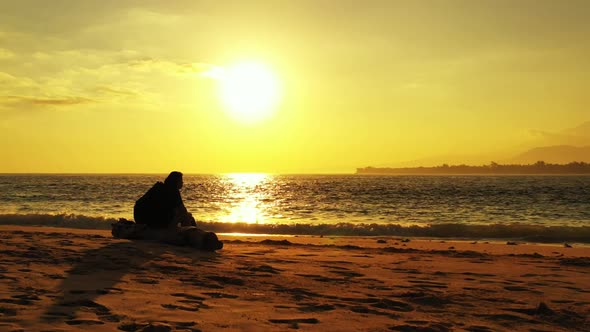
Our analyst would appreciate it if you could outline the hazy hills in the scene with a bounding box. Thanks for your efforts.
[513,121,590,164]
[531,121,590,146]
[382,121,590,168]
[384,145,590,169]
[508,145,590,164]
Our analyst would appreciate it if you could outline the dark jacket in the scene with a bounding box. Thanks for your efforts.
[134,181,183,228]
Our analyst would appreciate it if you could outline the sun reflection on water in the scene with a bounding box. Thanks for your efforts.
[220,173,271,224]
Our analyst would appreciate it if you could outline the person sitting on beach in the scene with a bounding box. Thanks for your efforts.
[134,171,196,229]
[120,171,222,251]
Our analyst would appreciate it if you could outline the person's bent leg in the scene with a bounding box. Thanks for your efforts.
[180,227,223,251]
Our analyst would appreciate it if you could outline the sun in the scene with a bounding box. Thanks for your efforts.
[215,61,281,123]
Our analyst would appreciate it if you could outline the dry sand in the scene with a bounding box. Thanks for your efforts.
[0,226,589,332]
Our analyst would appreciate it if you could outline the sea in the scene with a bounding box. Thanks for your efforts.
[1,174,589,243]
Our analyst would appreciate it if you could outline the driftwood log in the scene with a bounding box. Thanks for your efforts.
[112,219,223,251]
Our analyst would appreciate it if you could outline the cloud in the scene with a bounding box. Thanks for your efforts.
[94,85,138,97]
[0,72,97,110]
[0,48,218,114]
[0,72,35,88]
[0,48,14,59]
[0,95,97,107]
[125,57,216,75]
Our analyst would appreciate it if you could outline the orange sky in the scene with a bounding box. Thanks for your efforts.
[1,1,589,173]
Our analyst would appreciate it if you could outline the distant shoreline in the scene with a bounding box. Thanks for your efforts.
[356,172,590,176]
[357,161,590,175]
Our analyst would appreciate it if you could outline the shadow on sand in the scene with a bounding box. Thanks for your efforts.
[42,239,220,326]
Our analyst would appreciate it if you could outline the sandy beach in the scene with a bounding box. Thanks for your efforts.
[0,226,588,332]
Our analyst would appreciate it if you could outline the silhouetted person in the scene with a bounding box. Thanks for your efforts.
[134,171,196,229]
[120,171,222,251]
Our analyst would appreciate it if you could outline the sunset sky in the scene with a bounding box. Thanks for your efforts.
[1,1,589,173]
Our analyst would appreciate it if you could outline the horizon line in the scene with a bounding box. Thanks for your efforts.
[0,171,356,176]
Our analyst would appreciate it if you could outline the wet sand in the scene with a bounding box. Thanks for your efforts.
[0,226,588,331]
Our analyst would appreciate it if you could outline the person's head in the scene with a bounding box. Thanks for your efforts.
[164,171,183,189]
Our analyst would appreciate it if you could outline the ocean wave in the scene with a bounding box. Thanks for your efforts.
[0,213,115,230]
[203,221,590,243]
[1,213,589,243]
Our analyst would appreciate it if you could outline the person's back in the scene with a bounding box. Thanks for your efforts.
[134,180,182,228]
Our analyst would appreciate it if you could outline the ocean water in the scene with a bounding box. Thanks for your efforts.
[1,174,589,242]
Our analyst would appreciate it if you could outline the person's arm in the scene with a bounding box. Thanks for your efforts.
[174,206,196,227]
[170,189,196,227]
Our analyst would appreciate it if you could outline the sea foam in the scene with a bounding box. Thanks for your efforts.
[1,213,588,243]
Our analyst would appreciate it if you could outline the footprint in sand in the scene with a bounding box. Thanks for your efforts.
[150,263,192,274]
[465,326,494,332]
[0,294,41,306]
[368,285,394,291]
[118,322,150,331]
[371,298,414,312]
[463,287,495,293]
[551,299,575,304]
[503,285,540,293]
[475,313,535,324]
[462,272,496,278]
[179,278,223,290]
[399,291,452,308]
[320,260,355,265]
[206,275,245,286]
[168,293,213,310]
[171,293,207,301]
[349,305,401,319]
[132,277,160,284]
[407,280,448,289]
[404,320,430,325]
[45,273,66,280]
[43,311,74,320]
[267,258,298,265]
[238,264,282,275]
[273,287,326,302]
[202,292,239,299]
[296,303,335,312]
[269,318,319,329]
[561,286,590,293]
[329,270,365,278]
[389,322,452,332]
[102,287,124,294]
[161,303,200,312]
[171,321,199,329]
[65,319,105,326]
[127,321,201,331]
[340,296,414,314]
[0,307,18,317]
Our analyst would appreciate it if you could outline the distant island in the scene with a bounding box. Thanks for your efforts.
[357,161,590,175]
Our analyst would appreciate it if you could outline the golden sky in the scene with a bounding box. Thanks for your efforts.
[1,1,589,173]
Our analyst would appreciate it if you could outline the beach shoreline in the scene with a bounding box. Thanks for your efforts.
[1,225,588,331]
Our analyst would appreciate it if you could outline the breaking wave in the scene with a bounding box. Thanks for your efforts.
[1,213,589,243]
[0,213,115,230]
